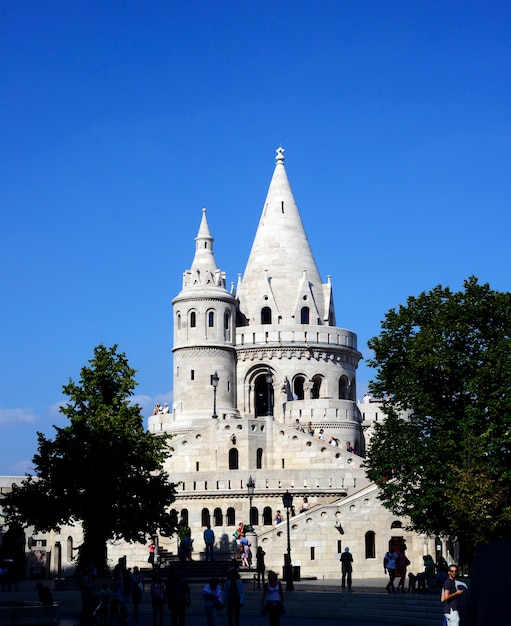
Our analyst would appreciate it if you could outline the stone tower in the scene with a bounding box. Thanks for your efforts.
[171,208,239,425]
[235,147,363,451]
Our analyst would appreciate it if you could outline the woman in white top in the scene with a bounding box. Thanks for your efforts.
[261,571,284,626]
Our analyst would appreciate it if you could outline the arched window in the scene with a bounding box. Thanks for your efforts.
[263,507,273,526]
[365,531,376,559]
[293,376,305,400]
[190,312,196,328]
[339,376,349,399]
[224,312,230,330]
[180,509,189,527]
[201,508,210,527]
[213,508,223,526]
[311,375,322,399]
[301,306,310,324]
[177,313,181,329]
[250,506,259,528]
[208,311,214,327]
[67,536,73,562]
[229,448,239,470]
[256,448,263,469]
[226,507,236,526]
[255,372,273,417]
[261,307,272,324]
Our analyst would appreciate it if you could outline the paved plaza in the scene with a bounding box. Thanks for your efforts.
[1,577,444,626]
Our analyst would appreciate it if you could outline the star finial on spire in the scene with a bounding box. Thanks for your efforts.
[276,146,285,163]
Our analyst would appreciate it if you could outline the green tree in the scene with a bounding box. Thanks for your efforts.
[365,277,511,553]
[3,344,177,574]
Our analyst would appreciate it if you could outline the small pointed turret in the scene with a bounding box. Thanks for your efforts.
[237,148,327,325]
[182,208,226,290]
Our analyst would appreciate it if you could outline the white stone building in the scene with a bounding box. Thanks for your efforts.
[146,148,438,580]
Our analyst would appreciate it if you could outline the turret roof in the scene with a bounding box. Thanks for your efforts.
[177,208,228,294]
[237,148,327,324]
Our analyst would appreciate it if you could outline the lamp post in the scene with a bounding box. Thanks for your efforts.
[211,371,219,419]
[247,476,255,531]
[266,368,273,416]
[282,490,294,591]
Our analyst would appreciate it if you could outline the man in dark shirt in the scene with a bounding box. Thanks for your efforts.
[441,564,464,626]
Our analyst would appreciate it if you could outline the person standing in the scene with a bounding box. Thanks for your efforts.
[166,572,190,626]
[203,524,215,562]
[261,571,284,626]
[179,532,192,575]
[384,548,399,593]
[340,547,353,590]
[224,569,245,626]
[441,564,465,626]
[148,541,156,567]
[131,566,144,621]
[150,573,166,626]
[256,546,266,589]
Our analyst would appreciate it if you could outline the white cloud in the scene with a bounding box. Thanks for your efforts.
[0,407,37,427]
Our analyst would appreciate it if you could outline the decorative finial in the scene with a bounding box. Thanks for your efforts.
[276,146,285,163]
[202,207,207,214]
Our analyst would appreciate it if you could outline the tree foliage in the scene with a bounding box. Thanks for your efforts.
[365,277,511,550]
[3,345,177,574]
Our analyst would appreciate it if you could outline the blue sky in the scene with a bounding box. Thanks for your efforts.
[1,1,510,475]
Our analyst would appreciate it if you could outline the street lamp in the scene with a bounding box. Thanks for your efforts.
[266,368,273,416]
[247,476,255,530]
[282,490,294,591]
[211,371,219,419]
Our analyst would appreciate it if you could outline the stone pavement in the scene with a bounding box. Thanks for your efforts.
[0,577,445,626]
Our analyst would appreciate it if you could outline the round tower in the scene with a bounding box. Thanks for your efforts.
[235,148,364,451]
[171,208,239,425]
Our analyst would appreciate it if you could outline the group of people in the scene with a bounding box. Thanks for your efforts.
[292,419,357,453]
[382,548,410,593]
[272,498,309,525]
[294,419,315,436]
[152,403,170,415]
[71,562,146,626]
[93,562,190,626]
[149,571,190,626]
[201,564,285,626]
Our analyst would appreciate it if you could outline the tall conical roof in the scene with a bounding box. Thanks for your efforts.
[237,148,327,325]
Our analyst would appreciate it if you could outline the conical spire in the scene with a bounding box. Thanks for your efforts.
[237,148,326,325]
[181,208,226,290]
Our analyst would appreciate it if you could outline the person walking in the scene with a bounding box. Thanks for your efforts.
[340,547,353,590]
[202,578,223,626]
[224,569,244,626]
[441,564,465,626]
[261,571,284,626]
[395,550,409,592]
[203,524,215,562]
[384,548,399,593]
